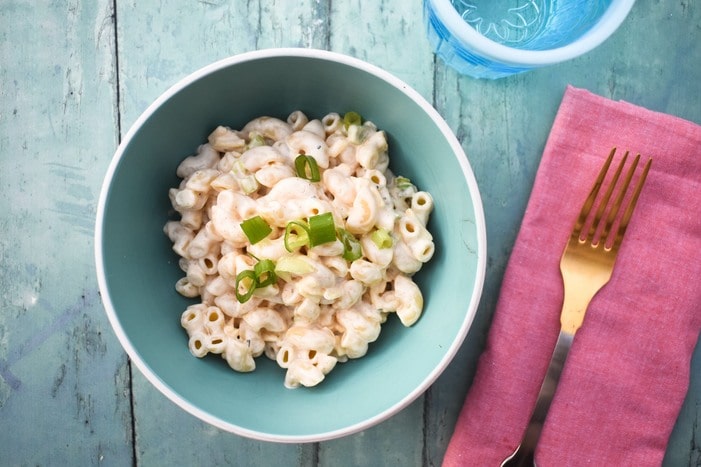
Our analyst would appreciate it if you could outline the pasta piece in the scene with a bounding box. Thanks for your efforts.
[302,119,325,139]
[208,126,246,152]
[164,221,194,258]
[411,191,434,225]
[198,254,218,276]
[393,275,424,326]
[223,339,256,372]
[181,304,206,333]
[241,116,293,142]
[349,259,384,286]
[336,305,381,359]
[210,191,256,245]
[254,164,295,188]
[179,209,204,231]
[287,110,309,131]
[243,307,287,333]
[360,234,394,268]
[391,238,423,274]
[217,251,238,282]
[295,262,336,301]
[188,331,209,358]
[345,178,382,234]
[217,151,240,173]
[284,359,325,388]
[213,293,241,318]
[175,277,200,298]
[204,275,230,298]
[333,279,365,310]
[177,144,220,178]
[323,167,356,206]
[356,130,388,169]
[294,297,321,322]
[398,209,435,263]
[286,130,330,168]
[241,145,288,172]
[247,236,288,262]
[205,332,227,354]
[185,260,207,287]
[188,226,220,259]
[185,168,219,193]
[321,113,342,136]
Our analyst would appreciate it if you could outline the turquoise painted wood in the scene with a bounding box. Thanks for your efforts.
[0,1,132,465]
[1,0,700,466]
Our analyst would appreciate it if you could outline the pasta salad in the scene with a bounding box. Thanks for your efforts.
[164,111,435,388]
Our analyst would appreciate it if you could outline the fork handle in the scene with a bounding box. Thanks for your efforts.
[500,330,575,467]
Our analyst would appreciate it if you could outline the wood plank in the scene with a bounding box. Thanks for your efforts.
[427,62,557,466]
[328,0,435,101]
[319,399,424,466]
[0,1,132,465]
[132,371,317,466]
[115,0,331,130]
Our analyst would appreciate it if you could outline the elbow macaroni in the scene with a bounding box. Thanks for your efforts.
[165,111,435,388]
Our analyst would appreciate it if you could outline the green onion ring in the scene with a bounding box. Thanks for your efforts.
[371,228,393,249]
[294,154,320,182]
[254,259,277,288]
[284,220,310,252]
[308,212,336,247]
[337,228,362,261]
[343,111,362,129]
[240,215,272,245]
[234,269,257,303]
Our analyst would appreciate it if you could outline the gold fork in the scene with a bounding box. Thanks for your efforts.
[500,148,652,467]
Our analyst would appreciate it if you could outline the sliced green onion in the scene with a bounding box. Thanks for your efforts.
[308,212,336,247]
[275,255,315,281]
[371,228,393,249]
[247,132,266,149]
[347,124,373,144]
[337,228,362,261]
[284,220,310,252]
[254,259,277,288]
[240,215,272,245]
[343,111,362,129]
[235,269,257,303]
[394,176,413,190]
[231,160,258,194]
[294,154,320,182]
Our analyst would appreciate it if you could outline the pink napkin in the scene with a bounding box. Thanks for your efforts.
[443,85,701,466]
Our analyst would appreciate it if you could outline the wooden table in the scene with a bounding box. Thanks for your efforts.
[1,1,700,465]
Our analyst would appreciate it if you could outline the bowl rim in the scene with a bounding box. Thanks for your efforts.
[427,0,636,66]
[94,47,487,443]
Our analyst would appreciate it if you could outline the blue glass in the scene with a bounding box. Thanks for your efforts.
[452,0,551,47]
[424,0,615,79]
[451,0,613,50]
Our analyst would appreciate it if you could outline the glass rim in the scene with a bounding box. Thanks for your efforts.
[427,0,637,66]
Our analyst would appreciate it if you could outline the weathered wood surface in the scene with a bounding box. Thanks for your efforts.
[1,1,699,466]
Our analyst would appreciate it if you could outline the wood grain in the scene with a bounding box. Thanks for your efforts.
[0,1,131,465]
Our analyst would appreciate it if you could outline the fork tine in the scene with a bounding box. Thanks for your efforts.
[583,149,628,242]
[573,148,615,239]
[608,156,652,250]
[598,153,640,246]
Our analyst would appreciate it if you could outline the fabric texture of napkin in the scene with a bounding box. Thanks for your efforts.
[443,85,701,466]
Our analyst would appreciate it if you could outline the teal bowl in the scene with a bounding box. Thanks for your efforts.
[95,48,486,442]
